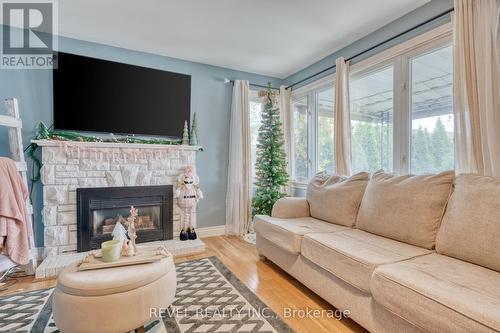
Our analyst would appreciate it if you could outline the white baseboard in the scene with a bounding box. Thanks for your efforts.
[0,249,41,275]
[197,225,226,238]
[0,255,16,273]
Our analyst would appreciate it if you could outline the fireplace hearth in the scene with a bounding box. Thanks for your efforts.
[77,186,173,252]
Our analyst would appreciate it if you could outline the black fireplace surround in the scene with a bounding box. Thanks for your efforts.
[76,185,173,252]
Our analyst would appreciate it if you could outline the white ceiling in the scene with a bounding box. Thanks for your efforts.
[54,0,428,77]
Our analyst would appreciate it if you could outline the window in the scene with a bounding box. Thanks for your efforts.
[291,83,335,184]
[350,66,394,173]
[292,95,309,183]
[290,24,454,182]
[317,89,335,174]
[249,90,263,191]
[348,26,453,175]
[410,45,454,174]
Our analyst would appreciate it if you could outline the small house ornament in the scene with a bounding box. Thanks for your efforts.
[112,222,128,256]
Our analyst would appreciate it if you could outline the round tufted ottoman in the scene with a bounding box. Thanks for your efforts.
[52,256,176,333]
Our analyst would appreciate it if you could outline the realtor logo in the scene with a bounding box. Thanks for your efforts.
[1,0,58,68]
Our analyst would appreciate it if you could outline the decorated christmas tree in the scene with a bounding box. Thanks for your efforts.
[252,83,289,216]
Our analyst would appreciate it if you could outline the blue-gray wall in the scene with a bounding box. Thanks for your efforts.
[0,29,282,246]
[283,0,454,88]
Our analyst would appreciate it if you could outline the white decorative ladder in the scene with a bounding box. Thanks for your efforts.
[0,98,37,275]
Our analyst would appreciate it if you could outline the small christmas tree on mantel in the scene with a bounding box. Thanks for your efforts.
[190,113,199,146]
[252,83,289,216]
[182,120,190,145]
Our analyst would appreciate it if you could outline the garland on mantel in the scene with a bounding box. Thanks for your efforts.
[34,122,183,145]
[26,122,200,182]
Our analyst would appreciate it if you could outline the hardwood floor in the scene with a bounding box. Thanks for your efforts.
[0,236,366,333]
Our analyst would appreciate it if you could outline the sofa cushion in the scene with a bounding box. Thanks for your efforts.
[436,174,500,272]
[254,215,349,254]
[271,197,310,219]
[306,171,369,227]
[372,253,500,333]
[301,229,431,293]
[356,170,454,249]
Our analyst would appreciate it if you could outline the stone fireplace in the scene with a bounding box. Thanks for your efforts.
[34,140,201,258]
[76,185,173,252]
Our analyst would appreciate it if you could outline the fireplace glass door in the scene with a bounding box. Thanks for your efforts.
[77,186,173,251]
[91,203,161,238]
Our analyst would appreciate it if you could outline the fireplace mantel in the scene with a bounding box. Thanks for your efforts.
[32,139,202,151]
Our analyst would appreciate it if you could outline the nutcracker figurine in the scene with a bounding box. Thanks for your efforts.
[175,166,203,240]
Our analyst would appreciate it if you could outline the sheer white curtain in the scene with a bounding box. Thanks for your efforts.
[280,86,293,193]
[453,0,500,177]
[334,57,352,176]
[225,80,252,236]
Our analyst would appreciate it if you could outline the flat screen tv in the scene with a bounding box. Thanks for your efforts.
[53,52,191,138]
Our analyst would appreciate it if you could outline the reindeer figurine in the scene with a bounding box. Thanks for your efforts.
[175,166,203,240]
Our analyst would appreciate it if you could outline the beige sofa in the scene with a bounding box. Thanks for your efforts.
[255,171,500,333]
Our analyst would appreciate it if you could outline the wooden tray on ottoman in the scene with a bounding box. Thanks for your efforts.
[78,245,170,271]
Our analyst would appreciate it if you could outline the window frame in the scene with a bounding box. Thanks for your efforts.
[290,75,335,187]
[350,23,452,174]
[290,22,453,184]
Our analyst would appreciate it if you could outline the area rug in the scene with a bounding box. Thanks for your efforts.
[0,256,293,333]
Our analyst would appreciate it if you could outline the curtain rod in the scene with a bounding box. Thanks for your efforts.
[226,79,280,91]
[285,8,454,90]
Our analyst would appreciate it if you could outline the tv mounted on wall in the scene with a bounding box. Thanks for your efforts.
[53,52,191,138]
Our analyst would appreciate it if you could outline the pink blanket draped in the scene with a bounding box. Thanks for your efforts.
[0,157,32,265]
